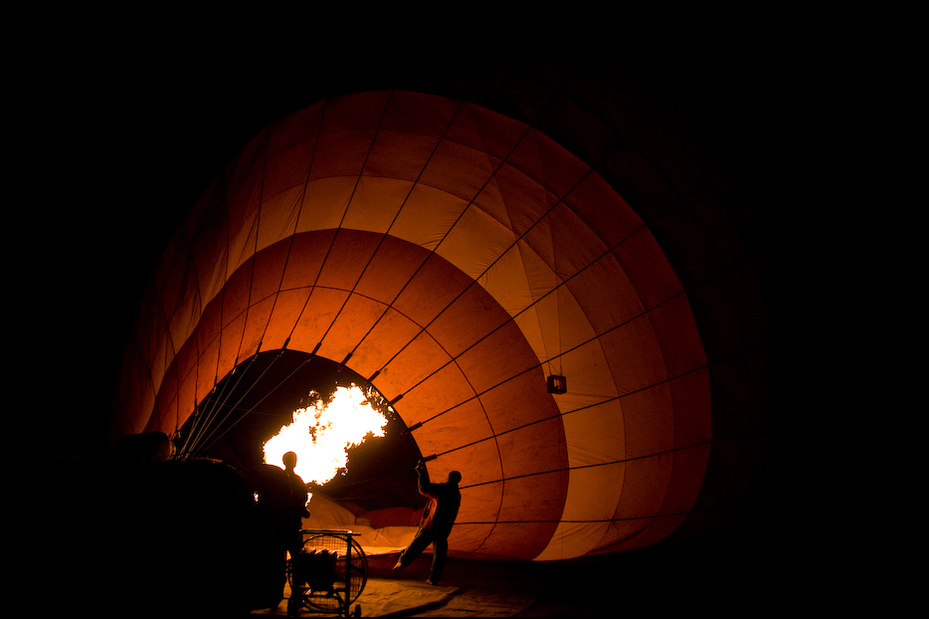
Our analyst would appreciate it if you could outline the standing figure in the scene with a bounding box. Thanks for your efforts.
[281,451,310,612]
[393,460,462,585]
[281,452,310,556]
[253,451,310,610]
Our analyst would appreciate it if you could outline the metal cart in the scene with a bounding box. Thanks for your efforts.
[286,529,367,617]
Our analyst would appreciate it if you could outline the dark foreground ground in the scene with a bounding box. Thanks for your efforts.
[246,531,807,617]
[58,524,812,618]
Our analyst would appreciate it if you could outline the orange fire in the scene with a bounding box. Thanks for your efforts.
[262,384,390,489]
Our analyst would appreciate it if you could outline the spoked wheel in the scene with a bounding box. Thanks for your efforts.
[287,532,367,615]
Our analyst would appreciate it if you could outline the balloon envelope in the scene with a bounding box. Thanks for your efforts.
[117,89,723,561]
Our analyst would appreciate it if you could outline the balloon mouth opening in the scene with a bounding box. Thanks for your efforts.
[174,350,426,512]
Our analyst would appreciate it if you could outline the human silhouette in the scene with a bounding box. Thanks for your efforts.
[253,452,310,609]
[281,451,311,555]
[281,451,311,612]
[393,460,462,585]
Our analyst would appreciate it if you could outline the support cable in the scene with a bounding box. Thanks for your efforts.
[293,91,395,353]
[196,350,317,454]
[325,95,468,362]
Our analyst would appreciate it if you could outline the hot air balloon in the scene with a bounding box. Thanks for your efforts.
[112,70,780,566]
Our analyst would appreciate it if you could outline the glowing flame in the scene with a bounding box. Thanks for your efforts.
[262,384,390,487]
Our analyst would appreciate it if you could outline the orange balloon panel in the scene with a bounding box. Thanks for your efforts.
[117,89,710,561]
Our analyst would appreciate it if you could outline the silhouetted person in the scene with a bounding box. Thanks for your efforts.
[281,451,311,611]
[393,460,462,585]
[280,452,310,545]
[253,452,310,609]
